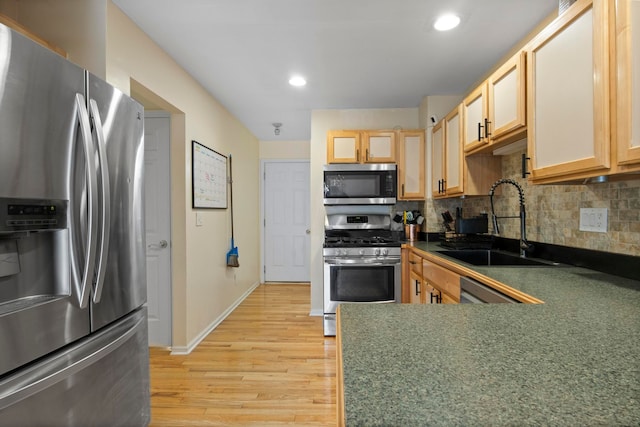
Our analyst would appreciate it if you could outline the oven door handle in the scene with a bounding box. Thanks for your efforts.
[324,257,401,266]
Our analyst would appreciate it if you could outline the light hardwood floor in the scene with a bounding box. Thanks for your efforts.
[148,283,336,426]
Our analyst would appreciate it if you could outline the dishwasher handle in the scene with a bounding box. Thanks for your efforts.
[460,276,519,304]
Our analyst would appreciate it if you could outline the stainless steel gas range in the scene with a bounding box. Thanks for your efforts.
[323,212,402,336]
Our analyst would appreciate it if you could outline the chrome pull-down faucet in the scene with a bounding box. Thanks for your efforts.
[489,178,531,257]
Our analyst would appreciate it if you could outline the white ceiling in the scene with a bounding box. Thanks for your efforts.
[113,0,559,141]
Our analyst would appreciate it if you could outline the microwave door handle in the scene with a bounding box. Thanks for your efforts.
[72,94,98,309]
[89,99,111,303]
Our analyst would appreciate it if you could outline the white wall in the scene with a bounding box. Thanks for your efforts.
[309,108,420,314]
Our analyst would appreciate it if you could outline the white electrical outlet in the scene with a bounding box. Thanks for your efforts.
[196,212,204,227]
[579,208,607,233]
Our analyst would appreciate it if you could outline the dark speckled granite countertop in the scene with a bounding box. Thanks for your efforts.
[339,242,640,426]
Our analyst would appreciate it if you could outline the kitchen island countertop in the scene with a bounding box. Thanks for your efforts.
[338,241,640,426]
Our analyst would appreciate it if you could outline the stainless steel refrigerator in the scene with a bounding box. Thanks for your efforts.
[0,23,150,426]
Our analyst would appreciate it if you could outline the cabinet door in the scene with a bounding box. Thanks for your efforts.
[327,130,361,163]
[431,121,446,197]
[397,130,425,200]
[489,51,527,143]
[463,83,488,152]
[408,271,423,304]
[363,131,396,163]
[424,283,441,304]
[527,0,610,181]
[615,0,640,167]
[444,106,464,195]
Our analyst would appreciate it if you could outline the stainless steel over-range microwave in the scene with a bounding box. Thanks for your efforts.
[323,163,397,205]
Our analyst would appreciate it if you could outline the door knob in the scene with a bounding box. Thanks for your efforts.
[148,240,168,250]
[306,229,311,234]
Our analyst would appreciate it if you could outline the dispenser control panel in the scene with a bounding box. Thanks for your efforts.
[0,198,67,232]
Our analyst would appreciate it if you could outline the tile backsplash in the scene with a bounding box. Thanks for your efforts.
[425,149,640,257]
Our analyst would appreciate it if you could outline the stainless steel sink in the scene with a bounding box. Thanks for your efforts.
[437,249,559,267]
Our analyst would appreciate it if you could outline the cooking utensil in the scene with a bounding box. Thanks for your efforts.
[226,154,239,267]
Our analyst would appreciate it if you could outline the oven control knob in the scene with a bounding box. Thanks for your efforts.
[374,248,381,256]
[340,249,347,256]
[382,248,389,256]
[359,249,365,255]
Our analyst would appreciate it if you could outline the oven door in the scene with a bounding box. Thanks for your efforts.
[323,257,401,314]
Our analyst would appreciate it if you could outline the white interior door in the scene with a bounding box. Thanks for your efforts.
[264,161,310,282]
[144,113,172,346]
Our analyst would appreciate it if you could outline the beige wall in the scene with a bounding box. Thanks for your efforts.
[309,108,420,313]
[106,2,260,350]
[0,0,107,78]
[260,140,310,159]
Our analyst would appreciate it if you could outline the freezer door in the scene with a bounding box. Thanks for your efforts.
[87,73,147,331]
[0,24,92,376]
[0,24,85,200]
[0,308,150,427]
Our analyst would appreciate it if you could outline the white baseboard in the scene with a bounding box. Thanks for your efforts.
[170,280,261,355]
[309,308,323,317]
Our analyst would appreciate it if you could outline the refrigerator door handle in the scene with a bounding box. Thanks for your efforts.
[73,94,98,309]
[89,98,111,303]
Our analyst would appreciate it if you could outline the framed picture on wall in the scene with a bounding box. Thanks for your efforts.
[192,140,227,209]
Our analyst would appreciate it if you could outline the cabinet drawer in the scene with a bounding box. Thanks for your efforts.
[422,259,460,301]
[409,253,423,276]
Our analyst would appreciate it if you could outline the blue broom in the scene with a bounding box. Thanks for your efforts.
[226,155,239,267]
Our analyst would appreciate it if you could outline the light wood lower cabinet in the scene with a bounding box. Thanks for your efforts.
[407,252,425,304]
[422,259,460,304]
[402,249,460,304]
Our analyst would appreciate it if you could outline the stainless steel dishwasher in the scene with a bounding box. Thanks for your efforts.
[459,277,519,304]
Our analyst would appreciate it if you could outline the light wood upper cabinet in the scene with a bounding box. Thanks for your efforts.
[444,106,464,196]
[431,121,445,197]
[463,51,527,154]
[462,83,488,152]
[327,130,361,163]
[526,0,611,182]
[397,130,425,200]
[432,110,501,199]
[432,110,462,198]
[488,51,527,145]
[614,0,640,168]
[326,130,396,163]
[364,131,396,163]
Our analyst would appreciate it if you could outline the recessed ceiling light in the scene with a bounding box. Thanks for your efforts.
[434,14,460,31]
[289,76,307,87]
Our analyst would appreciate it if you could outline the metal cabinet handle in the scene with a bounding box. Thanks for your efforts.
[484,118,491,138]
[415,280,421,295]
[366,148,369,161]
[521,153,531,178]
[478,122,483,141]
